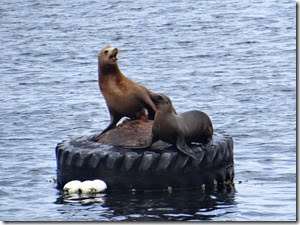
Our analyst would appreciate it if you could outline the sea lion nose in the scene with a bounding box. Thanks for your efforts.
[112,48,118,54]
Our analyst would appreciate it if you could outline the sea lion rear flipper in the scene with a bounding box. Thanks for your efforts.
[204,139,213,150]
[176,134,200,160]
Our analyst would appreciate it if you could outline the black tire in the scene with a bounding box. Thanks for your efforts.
[56,134,234,191]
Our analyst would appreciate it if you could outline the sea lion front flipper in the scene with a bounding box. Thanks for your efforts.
[176,134,199,160]
[98,113,121,137]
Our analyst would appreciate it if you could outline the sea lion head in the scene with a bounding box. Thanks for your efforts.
[98,45,118,66]
[153,93,173,113]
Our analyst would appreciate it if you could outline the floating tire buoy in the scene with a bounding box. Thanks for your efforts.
[56,134,234,191]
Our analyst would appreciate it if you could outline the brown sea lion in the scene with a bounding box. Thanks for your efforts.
[132,94,214,160]
[98,45,158,135]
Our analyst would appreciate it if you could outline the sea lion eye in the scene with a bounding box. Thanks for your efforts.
[104,50,108,54]
[158,95,163,100]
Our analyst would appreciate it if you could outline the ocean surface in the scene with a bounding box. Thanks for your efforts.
[0,0,296,221]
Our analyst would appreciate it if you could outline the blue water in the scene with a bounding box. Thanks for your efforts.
[0,0,296,221]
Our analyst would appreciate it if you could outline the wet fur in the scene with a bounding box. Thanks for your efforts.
[98,46,157,135]
[133,94,213,160]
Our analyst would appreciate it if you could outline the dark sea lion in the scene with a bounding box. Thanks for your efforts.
[133,94,214,160]
[98,45,158,135]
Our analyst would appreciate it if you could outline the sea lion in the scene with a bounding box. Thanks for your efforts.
[133,94,214,160]
[98,45,158,135]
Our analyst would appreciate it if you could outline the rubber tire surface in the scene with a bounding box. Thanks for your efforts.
[56,134,234,191]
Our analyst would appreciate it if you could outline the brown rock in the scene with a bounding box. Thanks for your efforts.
[97,119,153,147]
[97,119,171,150]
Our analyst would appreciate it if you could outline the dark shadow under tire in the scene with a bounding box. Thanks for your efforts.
[56,134,234,191]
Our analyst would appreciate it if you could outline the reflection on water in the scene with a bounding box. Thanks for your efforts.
[56,193,106,205]
[55,185,236,221]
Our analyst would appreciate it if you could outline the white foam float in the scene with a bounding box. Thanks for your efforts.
[63,180,82,194]
[63,179,107,194]
[92,179,107,192]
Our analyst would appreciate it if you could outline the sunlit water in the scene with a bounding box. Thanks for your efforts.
[0,0,296,221]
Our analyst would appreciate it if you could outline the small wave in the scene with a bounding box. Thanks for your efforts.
[231,41,258,45]
[19,80,63,86]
